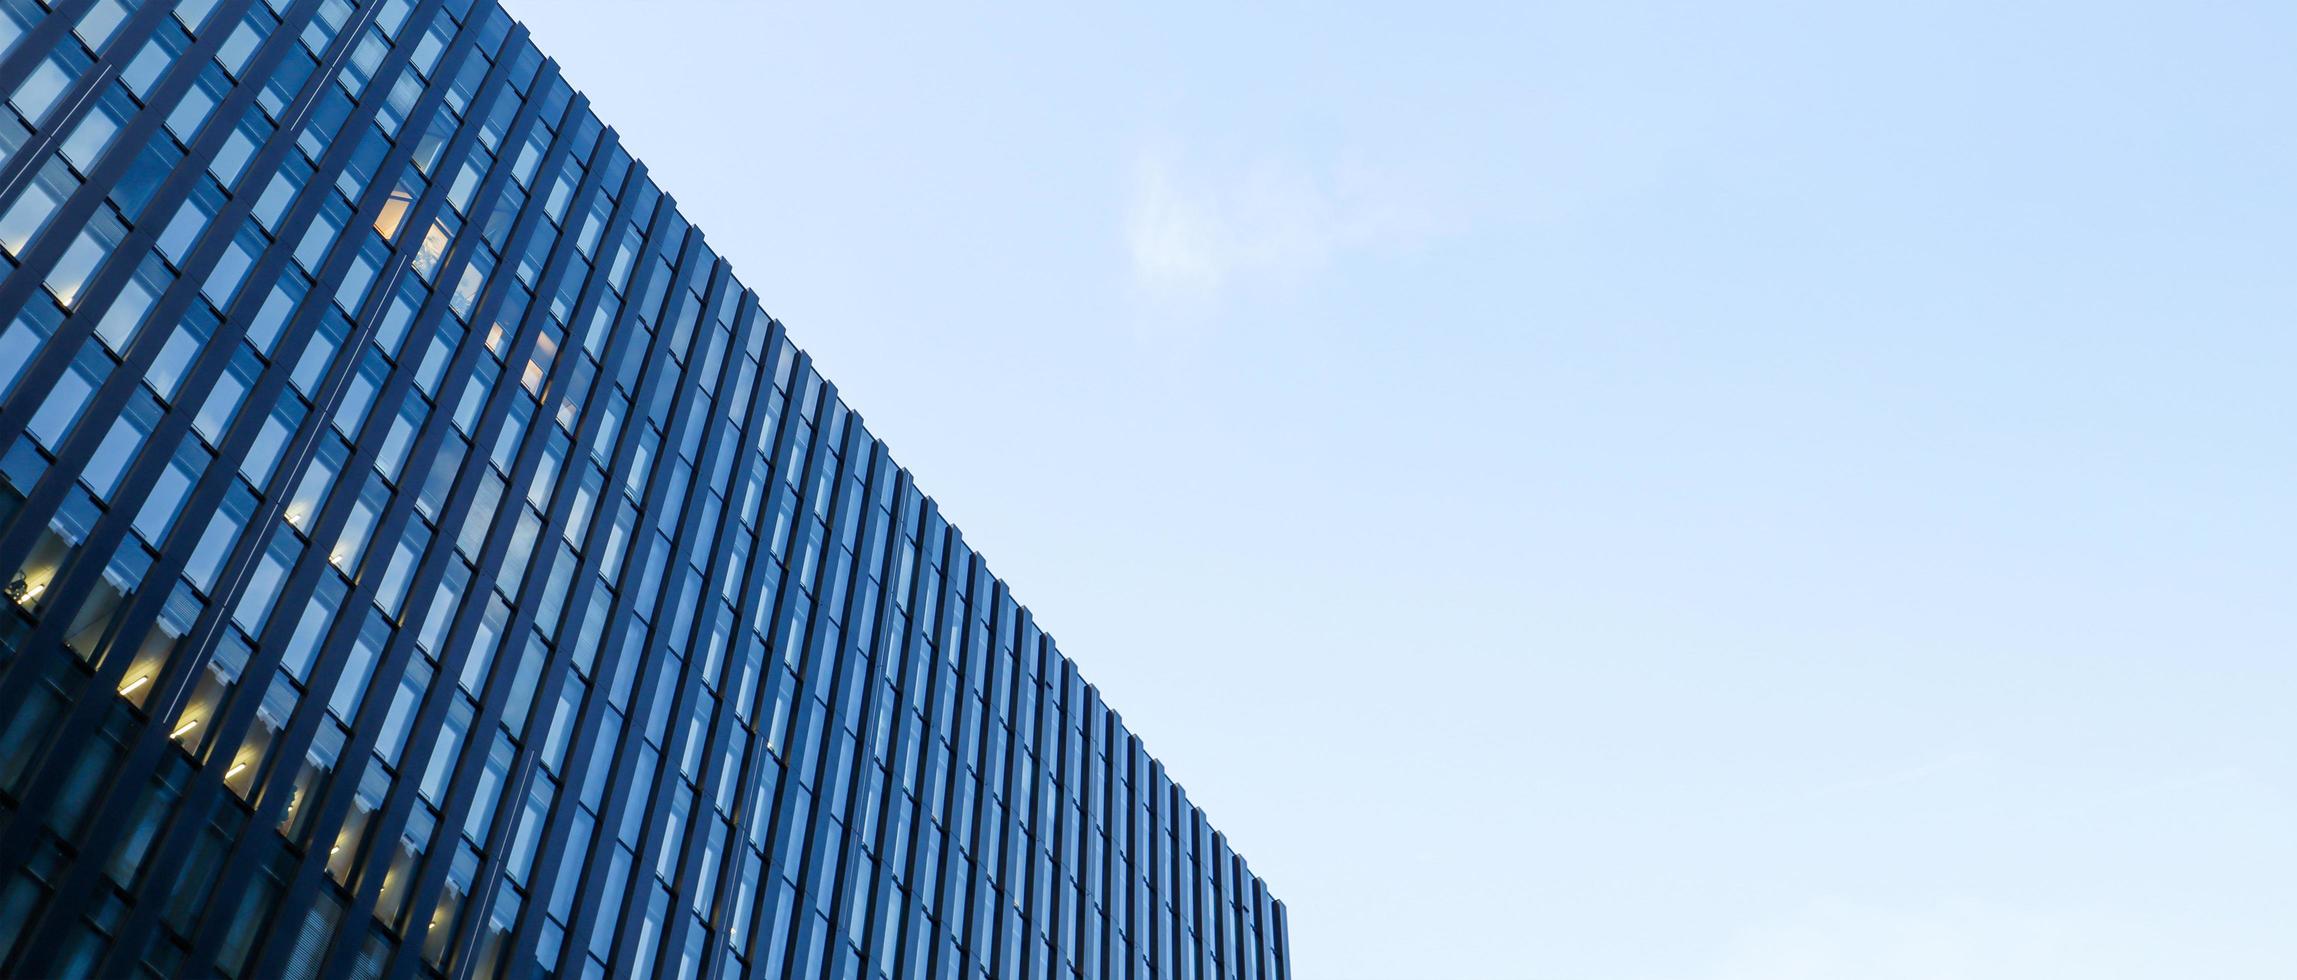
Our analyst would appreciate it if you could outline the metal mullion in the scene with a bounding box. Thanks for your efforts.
[146,0,469,876]
[1144,772,1167,976]
[0,0,362,679]
[0,0,182,232]
[1017,619,1054,954]
[1014,624,1054,977]
[1107,737,1132,970]
[701,318,822,973]
[0,8,392,645]
[14,744,227,978]
[987,588,1034,979]
[1044,642,1074,931]
[1159,776,1183,977]
[909,526,975,976]
[404,108,668,980]
[1271,899,1291,980]
[953,550,994,973]
[0,0,336,889]
[1254,879,1278,980]
[594,236,751,980]
[0,0,101,109]
[281,30,586,980]
[899,487,956,806]
[700,399,887,980]
[1108,719,1128,969]
[1209,829,1233,980]
[1111,741,1133,971]
[18,16,439,940]
[705,318,796,745]
[942,545,995,974]
[420,114,688,980]
[529,200,724,978]
[626,268,779,980]
[294,20,548,682]
[1062,676,1090,969]
[537,177,729,980]
[1194,813,1212,973]
[729,359,849,978]
[0,0,122,213]
[0,0,273,586]
[814,435,897,968]
[1050,649,1085,971]
[293,93,609,965]
[1094,700,1121,976]
[431,165,693,980]
[182,3,537,973]
[1092,712,1122,978]
[1135,743,1157,971]
[0,0,270,439]
[842,444,928,976]
[333,28,555,729]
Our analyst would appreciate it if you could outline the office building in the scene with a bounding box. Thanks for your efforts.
[0,1,1289,977]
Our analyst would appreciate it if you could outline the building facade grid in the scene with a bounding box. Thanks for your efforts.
[0,1,1290,978]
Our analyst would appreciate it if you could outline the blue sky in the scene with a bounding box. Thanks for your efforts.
[504,2,2296,975]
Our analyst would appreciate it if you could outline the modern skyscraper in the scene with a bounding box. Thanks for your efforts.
[0,1,1289,977]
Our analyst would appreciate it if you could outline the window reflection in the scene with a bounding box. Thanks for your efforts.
[114,584,201,711]
[8,486,96,615]
[168,630,250,760]
[285,436,347,533]
[61,542,148,664]
[329,765,390,885]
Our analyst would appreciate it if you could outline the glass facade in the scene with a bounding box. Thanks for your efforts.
[0,1,1289,977]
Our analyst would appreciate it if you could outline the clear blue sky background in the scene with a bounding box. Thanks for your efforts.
[504,2,2295,976]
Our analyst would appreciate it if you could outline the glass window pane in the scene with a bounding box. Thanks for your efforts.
[184,483,256,593]
[92,254,170,354]
[0,305,56,401]
[144,313,212,403]
[328,609,390,719]
[83,393,161,501]
[193,345,261,445]
[8,53,76,124]
[285,435,346,532]
[230,527,300,634]
[132,439,208,544]
[27,344,108,450]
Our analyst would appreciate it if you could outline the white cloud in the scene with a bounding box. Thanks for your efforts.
[1123,150,1435,301]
